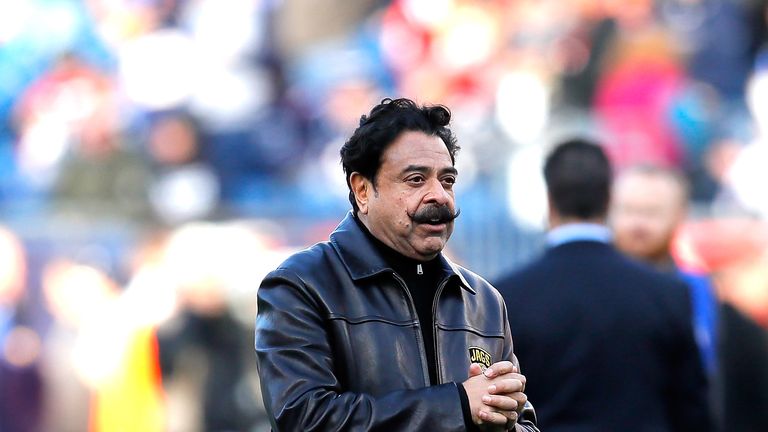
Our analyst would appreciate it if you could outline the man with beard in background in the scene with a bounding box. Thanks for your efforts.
[611,164,768,431]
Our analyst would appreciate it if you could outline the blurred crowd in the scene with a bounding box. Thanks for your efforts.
[2,0,768,431]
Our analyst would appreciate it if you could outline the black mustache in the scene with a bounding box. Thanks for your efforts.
[410,206,461,224]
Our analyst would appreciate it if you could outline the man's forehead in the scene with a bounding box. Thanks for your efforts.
[614,174,686,213]
[617,172,683,198]
[382,132,453,168]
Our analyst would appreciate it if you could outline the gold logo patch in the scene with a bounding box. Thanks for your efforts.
[468,346,492,370]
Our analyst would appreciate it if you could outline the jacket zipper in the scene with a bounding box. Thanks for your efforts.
[432,277,450,384]
[391,272,432,387]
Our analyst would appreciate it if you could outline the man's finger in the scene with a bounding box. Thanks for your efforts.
[483,361,516,378]
[489,372,526,385]
[488,378,525,395]
[482,394,519,411]
[510,391,528,410]
[478,409,515,425]
[506,411,519,428]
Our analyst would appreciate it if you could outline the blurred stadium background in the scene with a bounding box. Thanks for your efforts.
[1,0,768,431]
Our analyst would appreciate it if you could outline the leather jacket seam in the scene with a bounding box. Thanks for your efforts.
[436,325,506,338]
[327,315,419,326]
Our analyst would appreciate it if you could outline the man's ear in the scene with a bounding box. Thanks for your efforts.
[546,192,558,227]
[349,172,370,215]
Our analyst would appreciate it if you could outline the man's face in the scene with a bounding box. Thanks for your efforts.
[356,131,458,261]
[610,172,685,261]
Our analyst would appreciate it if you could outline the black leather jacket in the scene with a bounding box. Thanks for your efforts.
[255,213,538,431]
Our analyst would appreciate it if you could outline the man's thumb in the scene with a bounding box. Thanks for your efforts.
[468,362,484,378]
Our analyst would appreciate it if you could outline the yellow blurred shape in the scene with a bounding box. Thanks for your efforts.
[89,325,165,432]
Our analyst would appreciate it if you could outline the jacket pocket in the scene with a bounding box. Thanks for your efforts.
[328,316,429,395]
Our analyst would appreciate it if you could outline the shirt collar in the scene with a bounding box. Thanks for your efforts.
[329,212,475,293]
[546,222,612,247]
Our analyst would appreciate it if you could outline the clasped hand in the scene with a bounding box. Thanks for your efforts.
[462,361,528,431]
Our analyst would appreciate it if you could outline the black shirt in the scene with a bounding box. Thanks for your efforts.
[353,215,442,385]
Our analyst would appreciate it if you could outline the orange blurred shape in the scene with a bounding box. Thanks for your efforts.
[673,218,768,326]
[673,218,768,272]
[89,326,165,432]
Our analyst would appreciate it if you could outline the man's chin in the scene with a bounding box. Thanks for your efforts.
[625,246,662,262]
[414,237,449,258]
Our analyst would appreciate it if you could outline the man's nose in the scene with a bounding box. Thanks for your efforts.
[423,178,451,206]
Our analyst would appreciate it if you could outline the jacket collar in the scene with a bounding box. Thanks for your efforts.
[329,212,475,294]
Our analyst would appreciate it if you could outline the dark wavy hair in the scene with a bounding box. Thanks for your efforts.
[340,98,460,214]
[544,138,612,220]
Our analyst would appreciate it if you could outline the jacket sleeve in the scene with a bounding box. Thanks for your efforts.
[255,269,467,432]
[501,296,540,432]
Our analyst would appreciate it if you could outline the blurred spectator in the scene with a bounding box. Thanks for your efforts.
[612,166,768,431]
[611,165,718,374]
[157,222,282,432]
[40,259,115,432]
[495,139,712,431]
[554,0,618,110]
[274,0,380,60]
[610,165,721,425]
[145,112,219,224]
[593,0,687,170]
[12,53,114,196]
[51,82,151,221]
[0,226,43,432]
[41,258,165,432]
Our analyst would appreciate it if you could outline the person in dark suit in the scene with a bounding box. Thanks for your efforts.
[495,139,712,431]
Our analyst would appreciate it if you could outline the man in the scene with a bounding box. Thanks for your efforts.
[610,165,717,374]
[495,139,711,431]
[255,98,538,431]
[611,164,768,431]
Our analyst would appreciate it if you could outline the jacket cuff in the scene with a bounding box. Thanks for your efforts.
[457,382,481,432]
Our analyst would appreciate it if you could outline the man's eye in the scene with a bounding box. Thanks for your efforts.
[442,176,456,184]
[407,176,425,184]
